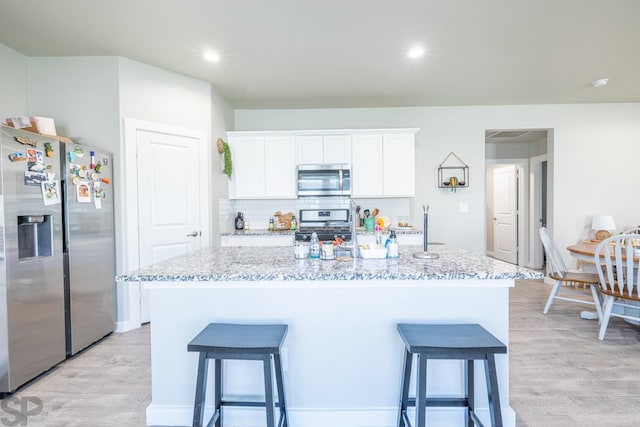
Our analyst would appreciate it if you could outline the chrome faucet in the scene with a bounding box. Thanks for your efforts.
[350,199,358,257]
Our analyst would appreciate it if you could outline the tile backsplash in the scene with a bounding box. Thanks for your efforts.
[220,197,412,232]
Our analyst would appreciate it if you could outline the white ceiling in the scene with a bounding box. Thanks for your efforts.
[1,0,639,109]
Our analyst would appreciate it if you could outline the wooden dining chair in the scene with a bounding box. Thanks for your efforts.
[539,227,602,319]
[594,234,640,340]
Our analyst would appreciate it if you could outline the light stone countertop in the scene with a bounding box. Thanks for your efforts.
[117,245,543,282]
[220,227,423,236]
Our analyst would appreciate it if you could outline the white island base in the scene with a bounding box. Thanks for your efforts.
[145,279,516,427]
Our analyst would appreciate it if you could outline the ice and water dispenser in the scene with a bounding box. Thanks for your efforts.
[18,215,53,259]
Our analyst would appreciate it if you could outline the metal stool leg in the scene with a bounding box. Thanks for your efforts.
[214,359,222,427]
[484,355,503,427]
[415,353,427,427]
[397,348,412,427]
[193,352,209,427]
[263,355,276,427]
[466,360,474,427]
[273,353,288,427]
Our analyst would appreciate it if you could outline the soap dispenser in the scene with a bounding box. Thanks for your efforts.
[235,212,245,230]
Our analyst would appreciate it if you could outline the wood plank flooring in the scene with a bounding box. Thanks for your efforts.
[1,279,639,426]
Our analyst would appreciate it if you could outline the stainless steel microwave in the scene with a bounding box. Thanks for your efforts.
[296,164,351,197]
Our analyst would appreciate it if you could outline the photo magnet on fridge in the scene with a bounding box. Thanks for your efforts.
[41,180,61,206]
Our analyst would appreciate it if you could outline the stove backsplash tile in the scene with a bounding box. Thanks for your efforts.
[219,197,411,232]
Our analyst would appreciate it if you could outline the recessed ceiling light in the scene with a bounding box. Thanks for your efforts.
[592,78,609,88]
[407,46,425,59]
[203,51,220,62]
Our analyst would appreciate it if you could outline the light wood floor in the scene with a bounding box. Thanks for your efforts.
[2,279,640,426]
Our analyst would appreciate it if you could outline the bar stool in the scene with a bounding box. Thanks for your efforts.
[187,323,289,427]
[396,323,507,427]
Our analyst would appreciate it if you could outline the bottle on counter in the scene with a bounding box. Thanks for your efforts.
[309,232,321,259]
[235,212,244,230]
[375,223,382,245]
[268,217,275,231]
[387,230,399,258]
[290,215,297,230]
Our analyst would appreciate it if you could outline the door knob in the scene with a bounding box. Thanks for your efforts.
[492,217,497,221]
[186,231,200,237]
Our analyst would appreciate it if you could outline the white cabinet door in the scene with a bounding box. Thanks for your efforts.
[229,136,266,198]
[265,135,297,198]
[296,135,323,164]
[383,133,415,197]
[352,134,383,197]
[296,135,351,165]
[323,135,352,164]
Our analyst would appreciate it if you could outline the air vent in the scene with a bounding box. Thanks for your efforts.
[485,130,534,139]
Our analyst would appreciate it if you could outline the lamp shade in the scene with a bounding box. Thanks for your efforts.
[592,215,616,231]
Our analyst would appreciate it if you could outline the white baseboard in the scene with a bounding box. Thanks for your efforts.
[146,403,516,427]
[115,319,142,333]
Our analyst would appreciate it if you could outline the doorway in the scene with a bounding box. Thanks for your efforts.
[122,118,210,325]
[485,129,550,268]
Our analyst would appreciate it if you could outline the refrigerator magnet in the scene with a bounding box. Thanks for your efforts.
[44,142,54,157]
[73,146,84,157]
[8,152,26,162]
[95,163,103,173]
[72,176,81,185]
[90,173,98,181]
[76,181,92,203]
[101,177,111,184]
[68,152,76,162]
[41,180,61,206]
[24,171,47,186]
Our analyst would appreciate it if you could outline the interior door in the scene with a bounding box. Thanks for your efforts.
[137,129,202,267]
[493,165,518,264]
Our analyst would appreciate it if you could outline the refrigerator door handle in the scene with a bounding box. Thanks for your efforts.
[186,231,200,237]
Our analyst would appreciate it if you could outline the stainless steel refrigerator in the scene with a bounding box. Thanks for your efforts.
[0,125,66,392]
[61,141,115,356]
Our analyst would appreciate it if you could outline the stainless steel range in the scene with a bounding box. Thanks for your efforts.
[295,208,352,242]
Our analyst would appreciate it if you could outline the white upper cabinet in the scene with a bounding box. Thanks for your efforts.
[351,134,384,197]
[229,129,416,199]
[322,135,351,164]
[228,134,296,199]
[228,135,266,199]
[383,133,415,197]
[351,132,416,197]
[265,135,296,198]
[295,135,323,164]
[296,134,351,165]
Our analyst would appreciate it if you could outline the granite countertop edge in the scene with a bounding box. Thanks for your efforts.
[117,246,544,283]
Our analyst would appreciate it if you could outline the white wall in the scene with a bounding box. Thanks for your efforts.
[235,103,640,267]
[210,86,235,246]
[117,57,214,270]
[0,44,29,120]
[28,56,123,269]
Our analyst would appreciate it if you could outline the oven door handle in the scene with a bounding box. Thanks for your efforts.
[338,169,344,192]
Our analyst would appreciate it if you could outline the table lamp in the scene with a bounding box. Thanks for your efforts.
[591,215,616,241]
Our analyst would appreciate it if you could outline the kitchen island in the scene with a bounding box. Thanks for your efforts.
[117,245,542,427]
